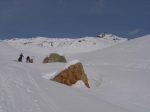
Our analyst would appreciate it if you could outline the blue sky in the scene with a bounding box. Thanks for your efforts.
[0,0,150,39]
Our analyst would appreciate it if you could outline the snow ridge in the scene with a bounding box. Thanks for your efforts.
[2,34,127,54]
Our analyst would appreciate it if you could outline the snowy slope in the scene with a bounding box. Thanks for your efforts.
[0,35,149,112]
[69,35,150,112]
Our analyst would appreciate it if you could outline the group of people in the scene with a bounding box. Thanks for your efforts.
[18,53,33,63]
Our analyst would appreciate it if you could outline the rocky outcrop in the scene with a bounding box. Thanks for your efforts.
[51,61,90,88]
[43,53,67,63]
[96,33,105,38]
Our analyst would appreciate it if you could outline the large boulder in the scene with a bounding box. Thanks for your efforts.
[51,60,90,88]
[43,53,67,63]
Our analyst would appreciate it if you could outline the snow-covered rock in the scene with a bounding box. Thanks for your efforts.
[51,60,90,88]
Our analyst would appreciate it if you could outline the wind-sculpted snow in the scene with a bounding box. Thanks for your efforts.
[0,35,149,112]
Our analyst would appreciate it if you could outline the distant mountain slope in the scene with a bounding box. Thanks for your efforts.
[3,34,127,54]
[76,34,150,65]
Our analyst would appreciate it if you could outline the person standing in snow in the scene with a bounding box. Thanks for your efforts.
[26,56,30,63]
[18,53,24,62]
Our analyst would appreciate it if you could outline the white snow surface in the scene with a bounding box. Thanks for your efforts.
[0,34,150,112]
[64,59,80,69]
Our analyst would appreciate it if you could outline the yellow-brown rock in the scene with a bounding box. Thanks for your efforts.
[51,62,90,88]
[43,53,67,63]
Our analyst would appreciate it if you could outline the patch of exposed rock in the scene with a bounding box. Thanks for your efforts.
[43,53,67,63]
[51,61,90,88]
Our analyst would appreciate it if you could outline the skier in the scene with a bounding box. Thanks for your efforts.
[18,53,24,62]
